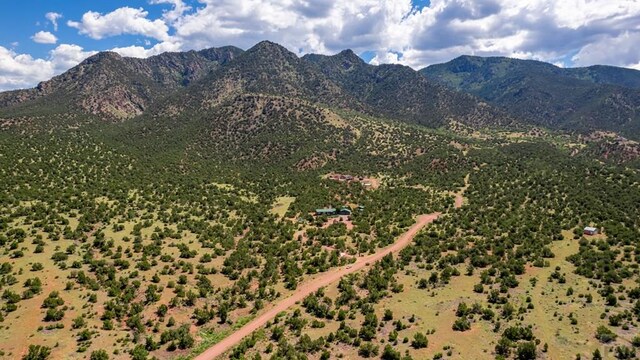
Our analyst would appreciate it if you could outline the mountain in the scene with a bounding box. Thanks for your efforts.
[0,41,514,132]
[0,46,243,119]
[303,50,514,128]
[563,65,640,89]
[2,42,640,360]
[149,41,515,129]
[421,55,640,139]
[154,41,363,117]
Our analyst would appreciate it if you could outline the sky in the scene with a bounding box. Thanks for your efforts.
[1,0,640,91]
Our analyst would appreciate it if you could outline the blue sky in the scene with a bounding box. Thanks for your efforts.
[1,0,640,91]
[0,1,170,58]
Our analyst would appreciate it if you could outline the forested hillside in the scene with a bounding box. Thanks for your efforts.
[422,56,640,140]
[0,42,639,360]
[0,41,515,131]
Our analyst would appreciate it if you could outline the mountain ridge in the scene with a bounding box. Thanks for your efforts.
[0,41,515,131]
[0,46,244,119]
[3,42,640,140]
[421,55,640,139]
[304,50,515,128]
[429,55,640,89]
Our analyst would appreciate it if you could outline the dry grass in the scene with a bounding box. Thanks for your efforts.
[236,227,635,360]
[515,231,627,359]
[269,196,295,219]
[0,208,238,359]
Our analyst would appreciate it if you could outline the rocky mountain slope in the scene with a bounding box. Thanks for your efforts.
[5,42,640,142]
[422,55,640,139]
[303,50,514,128]
[0,41,514,130]
[0,46,243,119]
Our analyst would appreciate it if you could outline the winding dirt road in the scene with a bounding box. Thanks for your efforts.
[194,212,442,360]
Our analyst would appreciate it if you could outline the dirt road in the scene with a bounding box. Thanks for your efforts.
[194,212,442,360]
[454,193,464,208]
[453,173,470,208]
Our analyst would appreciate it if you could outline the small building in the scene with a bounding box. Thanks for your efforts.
[584,226,598,236]
[338,207,352,216]
[315,208,337,216]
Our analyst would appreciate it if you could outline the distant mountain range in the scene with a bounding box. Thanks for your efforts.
[1,41,640,141]
[422,56,640,139]
[0,41,512,130]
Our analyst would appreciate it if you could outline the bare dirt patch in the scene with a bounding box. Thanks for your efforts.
[324,173,381,190]
[321,215,354,230]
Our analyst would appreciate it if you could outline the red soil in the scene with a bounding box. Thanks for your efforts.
[194,212,442,360]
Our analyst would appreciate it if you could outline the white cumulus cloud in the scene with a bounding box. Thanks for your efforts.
[3,0,640,91]
[572,31,640,68]
[149,0,192,23]
[60,0,640,69]
[171,0,413,56]
[110,41,182,58]
[67,7,170,41]
[0,44,95,91]
[49,44,97,72]
[31,31,58,44]
[0,47,53,90]
[45,12,63,31]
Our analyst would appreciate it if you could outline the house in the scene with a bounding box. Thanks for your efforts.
[315,208,337,216]
[583,226,598,236]
[338,207,352,216]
